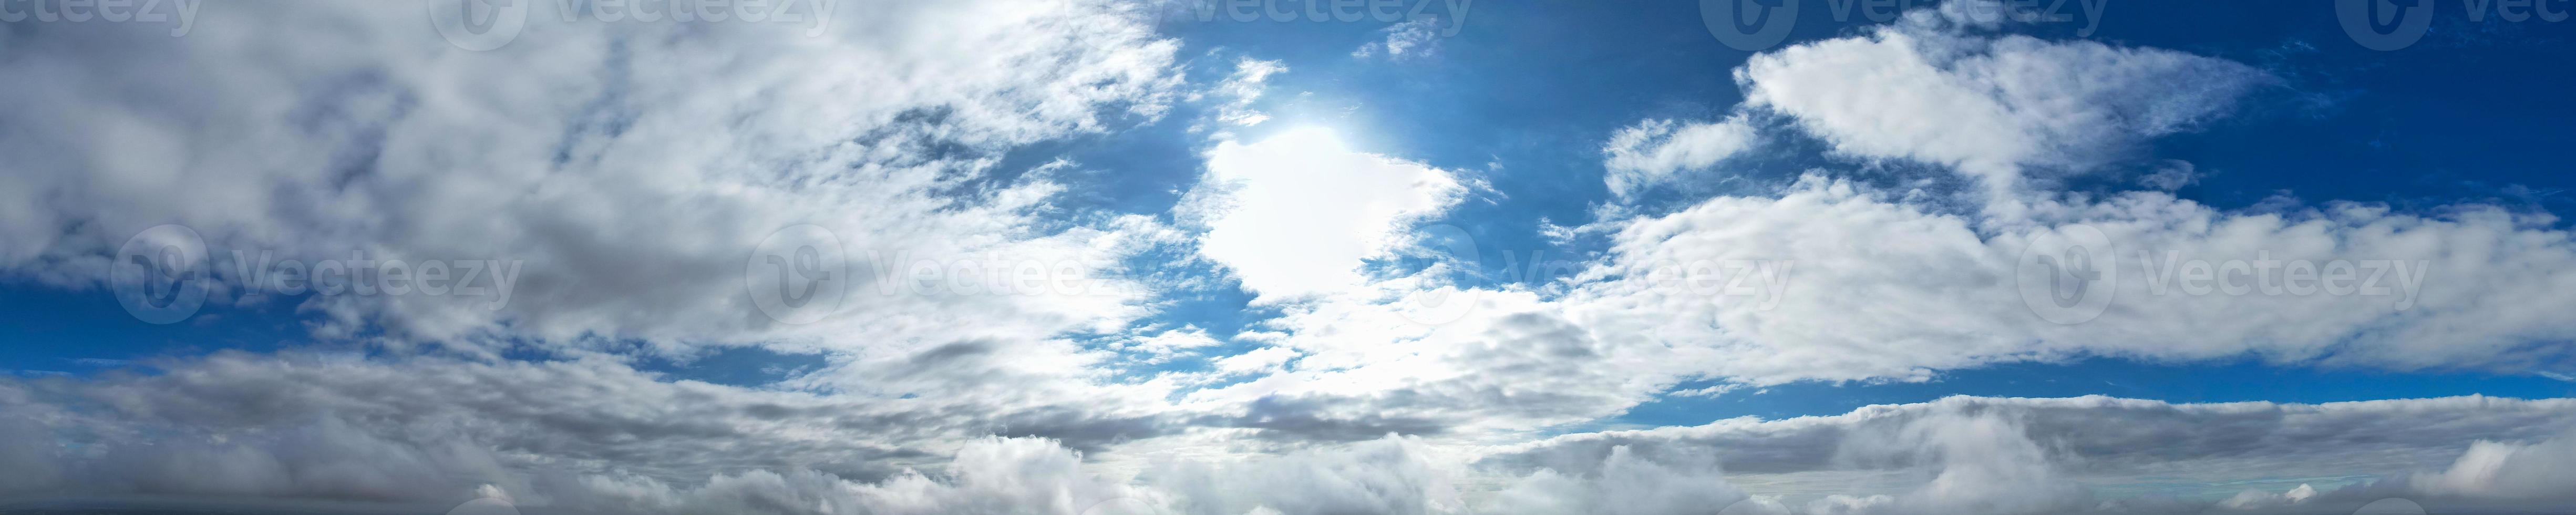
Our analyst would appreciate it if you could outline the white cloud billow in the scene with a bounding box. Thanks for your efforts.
[1189,127,1467,301]
[1602,116,1758,198]
[0,0,1182,355]
[1570,5,2576,384]
[0,0,2571,513]
[1355,18,1445,60]
[1736,13,2269,203]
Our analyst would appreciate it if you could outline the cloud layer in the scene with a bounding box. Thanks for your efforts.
[8,358,2571,515]
[1,1,2571,513]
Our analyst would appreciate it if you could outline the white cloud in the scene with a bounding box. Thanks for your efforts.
[2,1,2571,513]
[1189,128,1467,301]
[1484,446,1750,515]
[1490,395,2576,514]
[0,0,1184,359]
[1602,116,1758,198]
[2218,483,2316,510]
[1570,5,2576,385]
[1553,173,2576,384]
[1214,346,1301,375]
[1736,18,2269,201]
[1204,58,1287,128]
[1126,326,1228,362]
[13,360,2572,515]
[2401,431,2576,501]
[1354,18,1444,60]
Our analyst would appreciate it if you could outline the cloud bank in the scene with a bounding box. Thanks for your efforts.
[1,1,2571,514]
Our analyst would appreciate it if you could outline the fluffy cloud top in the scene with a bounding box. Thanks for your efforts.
[1,1,2570,513]
[1737,14,2270,199]
[0,0,1181,353]
[1189,128,1467,301]
[1602,116,1758,198]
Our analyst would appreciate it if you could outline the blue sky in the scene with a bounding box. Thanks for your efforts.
[4,1,2576,514]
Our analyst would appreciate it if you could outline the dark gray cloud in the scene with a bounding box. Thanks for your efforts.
[0,353,1187,497]
[8,357,2574,515]
[1486,395,2576,514]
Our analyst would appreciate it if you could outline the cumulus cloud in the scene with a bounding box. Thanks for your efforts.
[1567,4,2576,385]
[1187,128,1467,301]
[1483,446,1751,515]
[1193,0,2576,490]
[1602,116,1758,198]
[1557,176,2576,384]
[1489,395,2576,514]
[4,0,2573,513]
[2217,483,2316,510]
[13,366,2571,515]
[0,0,1182,358]
[2398,430,2576,502]
[1735,13,2270,201]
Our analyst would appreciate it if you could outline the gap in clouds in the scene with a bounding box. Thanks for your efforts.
[1613,357,2576,429]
